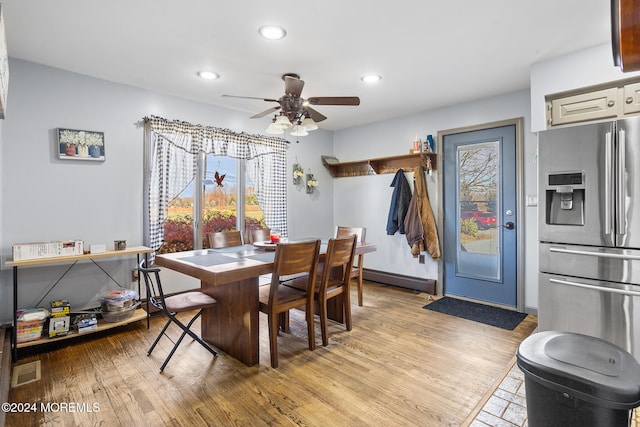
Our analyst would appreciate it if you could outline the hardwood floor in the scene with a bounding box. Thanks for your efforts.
[7,281,537,427]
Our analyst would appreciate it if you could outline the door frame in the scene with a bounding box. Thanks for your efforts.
[436,118,525,312]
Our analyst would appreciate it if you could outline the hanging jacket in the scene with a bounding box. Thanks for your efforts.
[386,169,412,235]
[403,186,423,256]
[403,166,441,260]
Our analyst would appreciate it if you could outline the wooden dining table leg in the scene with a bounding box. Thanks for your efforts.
[200,277,260,366]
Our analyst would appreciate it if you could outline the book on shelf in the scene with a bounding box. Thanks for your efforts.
[12,240,84,261]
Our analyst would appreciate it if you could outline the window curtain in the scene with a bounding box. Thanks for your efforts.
[143,115,288,254]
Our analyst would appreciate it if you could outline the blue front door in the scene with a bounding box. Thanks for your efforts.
[442,125,517,307]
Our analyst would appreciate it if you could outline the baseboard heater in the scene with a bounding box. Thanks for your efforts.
[363,269,436,294]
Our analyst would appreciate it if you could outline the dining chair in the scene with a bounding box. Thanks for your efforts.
[138,260,219,372]
[258,239,321,368]
[207,230,243,249]
[248,227,300,285]
[285,235,357,346]
[336,226,367,306]
[248,228,270,244]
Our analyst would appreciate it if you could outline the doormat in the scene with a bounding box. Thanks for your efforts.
[423,297,527,330]
[11,360,41,388]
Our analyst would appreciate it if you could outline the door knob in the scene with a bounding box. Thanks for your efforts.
[503,222,515,230]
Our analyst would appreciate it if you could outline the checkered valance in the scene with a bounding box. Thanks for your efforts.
[143,116,288,254]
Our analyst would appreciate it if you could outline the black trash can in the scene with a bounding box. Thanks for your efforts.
[517,331,640,427]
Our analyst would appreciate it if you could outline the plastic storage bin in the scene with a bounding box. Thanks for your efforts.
[16,319,44,343]
[16,308,49,343]
[517,331,640,426]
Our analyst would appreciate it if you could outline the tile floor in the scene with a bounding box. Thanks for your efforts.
[469,362,640,427]
[470,363,528,427]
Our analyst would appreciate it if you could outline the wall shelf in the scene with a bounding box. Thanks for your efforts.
[323,152,436,178]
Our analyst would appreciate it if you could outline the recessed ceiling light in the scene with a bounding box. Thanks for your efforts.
[198,71,219,80]
[258,25,287,40]
[361,74,382,83]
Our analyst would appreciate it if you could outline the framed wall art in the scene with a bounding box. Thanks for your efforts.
[57,128,105,161]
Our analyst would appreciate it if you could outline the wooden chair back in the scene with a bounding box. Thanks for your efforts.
[269,240,321,304]
[336,226,366,243]
[248,228,270,244]
[335,226,367,306]
[319,235,357,293]
[207,231,243,248]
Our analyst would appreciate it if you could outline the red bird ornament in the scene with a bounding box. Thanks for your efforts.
[214,171,226,187]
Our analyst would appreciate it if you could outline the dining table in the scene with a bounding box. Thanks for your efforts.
[154,239,377,366]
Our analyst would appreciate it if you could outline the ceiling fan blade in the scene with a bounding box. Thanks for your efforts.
[250,106,281,119]
[284,76,305,97]
[222,94,279,103]
[307,96,360,106]
[305,107,327,122]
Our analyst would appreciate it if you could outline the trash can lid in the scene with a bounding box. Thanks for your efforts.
[517,331,640,408]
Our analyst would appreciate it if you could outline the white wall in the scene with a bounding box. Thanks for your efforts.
[333,90,540,312]
[0,59,335,324]
[286,129,336,239]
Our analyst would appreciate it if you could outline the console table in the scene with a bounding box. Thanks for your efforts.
[5,246,153,361]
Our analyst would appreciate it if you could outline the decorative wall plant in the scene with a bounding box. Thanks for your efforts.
[306,172,318,194]
[293,163,304,185]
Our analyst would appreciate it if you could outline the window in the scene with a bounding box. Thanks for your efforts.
[159,155,267,253]
[143,116,287,257]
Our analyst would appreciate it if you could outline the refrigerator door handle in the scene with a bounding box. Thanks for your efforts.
[549,245,640,260]
[618,128,627,237]
[605,130,613,236]
[550,277,640,297]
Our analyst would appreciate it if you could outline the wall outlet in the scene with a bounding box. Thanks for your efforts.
[418,253,426,264]
[132,269,139,282]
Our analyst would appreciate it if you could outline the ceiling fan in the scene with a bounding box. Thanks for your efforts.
[222,73,360,135]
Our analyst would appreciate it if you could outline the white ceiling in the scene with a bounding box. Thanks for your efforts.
[3,1,612,131]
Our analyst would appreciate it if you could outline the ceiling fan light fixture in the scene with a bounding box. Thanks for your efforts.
[301,116,318,131]
[361,74,382,83]
[225,73,358,132]
[258,25,287,40]
[290,124,309,137]
[266,122,284,135]
[198,71,219,80]
[274,115,292,129]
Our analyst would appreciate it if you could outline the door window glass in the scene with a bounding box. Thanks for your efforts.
[456,141,501,281]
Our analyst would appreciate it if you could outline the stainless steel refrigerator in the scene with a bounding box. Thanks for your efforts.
[538,117,640,361]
